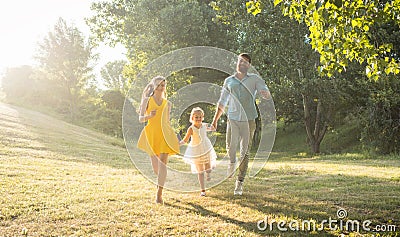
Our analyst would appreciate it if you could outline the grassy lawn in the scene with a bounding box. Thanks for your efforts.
[0,102,399,236]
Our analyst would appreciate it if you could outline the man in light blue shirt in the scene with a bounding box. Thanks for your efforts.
[212,53,271,195]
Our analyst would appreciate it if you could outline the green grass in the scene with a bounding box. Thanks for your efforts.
[0,102,399,236]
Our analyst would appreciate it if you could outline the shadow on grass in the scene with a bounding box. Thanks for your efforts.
[165,200,261,234]
[209,167,400,236]
[164,197,337,236]
[165,199,287,236]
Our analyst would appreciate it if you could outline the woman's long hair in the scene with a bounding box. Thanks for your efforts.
[139,76,167,112]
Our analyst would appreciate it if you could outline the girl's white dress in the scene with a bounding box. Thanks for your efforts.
[183,123,217,173]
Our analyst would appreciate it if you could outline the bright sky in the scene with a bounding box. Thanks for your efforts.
[0,0,126,80]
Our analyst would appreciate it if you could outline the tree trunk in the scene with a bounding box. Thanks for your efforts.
[302,94,328,154]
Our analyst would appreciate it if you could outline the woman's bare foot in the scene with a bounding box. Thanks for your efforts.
[156,195,163,204]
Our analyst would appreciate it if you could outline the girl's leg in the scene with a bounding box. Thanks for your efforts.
[150,155,159,175]
[204,162,211,181]
[156,153,169,203]
[196,163,206,195]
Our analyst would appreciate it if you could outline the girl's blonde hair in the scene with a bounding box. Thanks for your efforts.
[189,107,204,123]
[139,76,167,112]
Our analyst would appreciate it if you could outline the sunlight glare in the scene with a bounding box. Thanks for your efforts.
[0,0,125,80]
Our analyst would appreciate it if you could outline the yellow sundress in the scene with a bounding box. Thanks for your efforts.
[137,97,179,156]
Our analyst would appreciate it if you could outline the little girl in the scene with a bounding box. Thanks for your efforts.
[180,107,217,196]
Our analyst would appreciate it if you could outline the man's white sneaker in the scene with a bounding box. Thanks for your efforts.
[234,180,243,195]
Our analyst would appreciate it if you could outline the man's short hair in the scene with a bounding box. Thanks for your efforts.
[239,53,251,64]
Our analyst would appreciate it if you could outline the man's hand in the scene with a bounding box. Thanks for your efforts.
[260,90,271,100]
[211,121,218,130]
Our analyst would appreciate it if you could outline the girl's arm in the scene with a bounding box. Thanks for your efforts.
[179,127,193,145]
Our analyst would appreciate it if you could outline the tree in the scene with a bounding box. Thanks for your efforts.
[35,18,94,121]
[246,0,400,80]
[212,0,358,153]
[360,75,400,154]
[87,0,231,84]
[87,0,233,138]
[100,60,129,95]
[101,90,125,111]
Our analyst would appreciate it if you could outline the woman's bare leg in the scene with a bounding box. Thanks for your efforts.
[156,153,169,203]
[150,155,159,175]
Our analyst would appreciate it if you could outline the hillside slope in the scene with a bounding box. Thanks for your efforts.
[0,103,144,236]
[0,102,128,167]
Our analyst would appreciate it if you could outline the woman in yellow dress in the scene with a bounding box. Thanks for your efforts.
[137,76,179,204]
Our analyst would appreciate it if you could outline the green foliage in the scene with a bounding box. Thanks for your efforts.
[100,60,129,95]
[88,1,236,139]
[101,90,125,111]
[321,116,362,153]
[91,108,123,138]
[87,0,230,84]
[75,90,123,138]
[4,0,398,155]
[247,0,400,80]
[35,17,94,121]
[273,121,309,153]
[360,76,400,154]
[213,0,354,153]
[274,118,363,155]
[213,0,308,119]
[240,0,400,153]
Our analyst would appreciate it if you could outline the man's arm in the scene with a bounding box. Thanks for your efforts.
[255,75,271,100]
[212,104,225,130]
[213,77,230,130]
